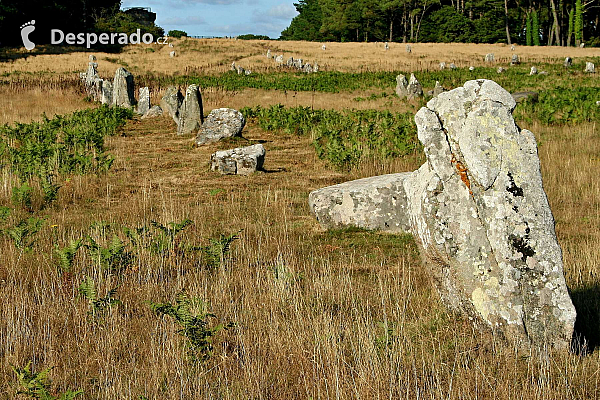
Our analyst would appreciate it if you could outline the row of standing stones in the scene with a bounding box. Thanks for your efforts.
[266,49,319,74]
[309,79,577,350]
[80,56,265,176]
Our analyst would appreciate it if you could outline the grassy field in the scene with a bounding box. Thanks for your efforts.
[0,39,599,399]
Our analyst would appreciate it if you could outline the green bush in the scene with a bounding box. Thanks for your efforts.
[168,30,187,38]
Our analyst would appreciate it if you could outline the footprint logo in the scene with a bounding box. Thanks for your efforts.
[20,20,36,51]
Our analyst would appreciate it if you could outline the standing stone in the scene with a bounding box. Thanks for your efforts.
[141,105,163,119]
[427,81,445,97]
[406,44,412,53]
[89,55,97,62]
[231,62,237,71]
[112,67,135,108]
[101,81,113,105]
[293,58,304,70]
[275,55,284,63]
[169,43,174,48]
[511,45,515,51]
[485,53,495,63]
[136,87,150,115]
[407,73,423,99]
[384,42,389,51]
[286,57,294,67]
[404,79,576,349]
[177,84,204,135]
[510,54,520,65]
[210,144,265,175]
[160,86,184,124]
[439,62,446,70]
[170,51,176,58]
[266,49,271,58]
[303,63,313,74]
[530,66,538,75]
[585,62,595,73]
[497,67,505,74]
[563,57,572,68]
[236,65,246,75]
[196,108,245,145]
[469,66,475,71]
[313,62,319,73]
[322,44,327,50]
[395,74,408,99]
[449,63,457,70]
[580,43,585,48]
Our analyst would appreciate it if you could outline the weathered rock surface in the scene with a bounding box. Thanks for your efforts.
[141,105,163,119]
[211,144,265,175]
[406,44,412,53]
[585,62,595,73]
[530,66,538,75]
[563,57,572,68]
[101,81,113,105]
[160,86,184,124]
[439,62,446,70]
[177,84,204,135]
[112,67,135,108]
[309,173,413,232]
[196,108,245,145]
[511,54,520,65]
[407,73,423,99]
[137,87,150,115]
[395,74,408,98]
[309,79,577,350]
[485,53,495,63]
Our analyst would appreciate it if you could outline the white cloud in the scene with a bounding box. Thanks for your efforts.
[266,3,297,19]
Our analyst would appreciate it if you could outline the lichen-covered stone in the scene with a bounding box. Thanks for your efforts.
[530,66,538,75]
[405,79,576,349]
[395,74,408,98]
[196,108,245,145]
[160,86,183,124]
[585,62,595,73]
[112,67,135,108]
[510,54,520,65]
[141,105,163,119]
[211,144,265,175]
[101,81,113,105]
[309,173,413,233]
[407,73,423,99]
[137,87,150,115]
[485,53,495,62]
[177,84,204,135]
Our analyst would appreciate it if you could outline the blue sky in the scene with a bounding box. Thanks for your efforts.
[121,0,299,39]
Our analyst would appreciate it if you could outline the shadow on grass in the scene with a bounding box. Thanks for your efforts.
[0,44,123,63]
[571,283,600,355]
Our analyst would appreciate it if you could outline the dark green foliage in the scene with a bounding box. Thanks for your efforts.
[12,361,83,400]
[0,106,132,209]
[526,12,533,46]
[575,0,583,45]
[280,0,324,41]
[237,34,271,40]
[150,292,229,361]
[419,6,474,43]
[168,30,187,38]
[532,9,540,46]
[242,105,419,170]
[148,219,193,254]
[94,12,164,41]
[201,232,240,269]
[54,238,84,274]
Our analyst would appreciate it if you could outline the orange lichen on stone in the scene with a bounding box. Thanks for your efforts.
[451,155,473,195]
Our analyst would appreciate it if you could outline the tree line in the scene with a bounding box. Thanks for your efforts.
[280,0,600,46]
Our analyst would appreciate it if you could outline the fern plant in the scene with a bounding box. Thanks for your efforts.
[12,361,83,400]
[86,235,134,273]
[150,292,229,361]
[78,276,121,319]
[201,231,240,269]
[149,219,193,254]
[54,238,84,274]
[6,217,44,252]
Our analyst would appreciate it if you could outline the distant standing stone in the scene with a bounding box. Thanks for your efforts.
[485,53,495,63]
[395,74,408,99]
[170,51,176,58]
[89,55,97,62]
[529,66,538,75]
[564,57,572,67]
[449,63,457,70]
[585,62,595,73]
[275,55,283,63]
[469,66,475,71]
[406,44,411,53]
[439,62,446,70]
[266,49,271,58]
[196,108,245,145]
[137,87,150,115]
[322,44,326,50]
[511,44,515,51]
[510,54,520,65]
[407,73,423,99]
[112,67,135,108]
[101,81,113,105]
[177,84,204,135]
[211,144,265,175]
[384,42,389,51]
[580,43,585,48]
[169,43,174,48]
[497,67,505,74]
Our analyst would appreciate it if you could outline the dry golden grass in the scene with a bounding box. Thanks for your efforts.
[0,42,599,399]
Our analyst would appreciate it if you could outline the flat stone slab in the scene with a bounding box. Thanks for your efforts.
[211,144,265,175]
[309,173,412,233]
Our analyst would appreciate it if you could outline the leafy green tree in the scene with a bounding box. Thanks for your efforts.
[526,11,533,45]
[574,0,583,45]
[168,29,187,38]
[280,0,324,40]
[531,9,540,45]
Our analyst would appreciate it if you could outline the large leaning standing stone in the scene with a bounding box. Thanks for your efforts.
[309,173,413,233]
[112,67,135,108]
[177,84,204,135]
[196,108,245,145]
[405,79,576,349]
[211,144,265,175]
[160,86,184,124]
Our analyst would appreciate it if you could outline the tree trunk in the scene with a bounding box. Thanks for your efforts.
[389,17,393,42]
[504,0,512,44]
[550,0,561,45]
